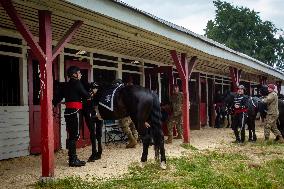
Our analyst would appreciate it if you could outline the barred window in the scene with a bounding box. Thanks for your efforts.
[0,55,20,106]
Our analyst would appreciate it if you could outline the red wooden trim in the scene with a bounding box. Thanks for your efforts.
[181,53,187,75]
[52,21,83,61]
[170,50,185,78]
[0,0,45,63]
[38,10,54,177]
[188,56,197,78]
[229,67,242,92]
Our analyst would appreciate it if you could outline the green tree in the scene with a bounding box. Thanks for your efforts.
[204,0,284,70]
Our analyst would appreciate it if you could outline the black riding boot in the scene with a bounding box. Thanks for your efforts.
[248,130,253,141]
[68,140,86,167]
[233,130,241,143]
[240,127,245,143]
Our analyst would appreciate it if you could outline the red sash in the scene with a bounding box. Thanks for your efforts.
[65,102,82,109]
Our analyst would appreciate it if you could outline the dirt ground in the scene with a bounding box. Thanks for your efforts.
[0,121,266,189]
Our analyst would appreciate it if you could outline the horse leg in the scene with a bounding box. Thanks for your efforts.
[156,128,166,169]
[95,119,103,159]
[140,131,150,167]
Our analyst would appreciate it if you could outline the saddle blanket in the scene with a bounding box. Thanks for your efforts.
[99,84,123,111]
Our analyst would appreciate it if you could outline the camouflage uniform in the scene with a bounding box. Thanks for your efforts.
[167,92,183,137]
[262,91,282,140]
[119,116,138,147]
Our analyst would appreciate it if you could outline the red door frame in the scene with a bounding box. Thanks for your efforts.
[65,60,92,148]
[28,52,61,154]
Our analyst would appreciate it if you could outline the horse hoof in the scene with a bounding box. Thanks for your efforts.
[160,161,166,170]
[139,162,146,168]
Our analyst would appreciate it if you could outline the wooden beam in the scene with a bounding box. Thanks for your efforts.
[38,10,54,178]
[52,20,83,61]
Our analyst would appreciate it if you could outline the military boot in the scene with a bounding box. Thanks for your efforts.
[174,134,183,139]
[277,136,284,144]
[126,135,137,148]
[165,135,173,144]
[69,157,86,167]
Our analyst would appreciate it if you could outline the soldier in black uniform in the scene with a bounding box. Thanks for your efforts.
[82,82,103,162]
[64,66,91,167]
[232,85,249,143]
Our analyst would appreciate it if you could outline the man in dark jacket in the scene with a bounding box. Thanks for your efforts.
[232,85,249,143]
[64,66,91,167]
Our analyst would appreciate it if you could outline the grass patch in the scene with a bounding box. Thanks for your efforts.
[36,146,284,189]
[180,143,198,150]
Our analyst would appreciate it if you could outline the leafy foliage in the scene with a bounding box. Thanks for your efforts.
[205,0,284,70]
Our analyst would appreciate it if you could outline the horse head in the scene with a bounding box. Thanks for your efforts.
[53,80,65,106]
[222,91,236,112]
[259,84,269,96]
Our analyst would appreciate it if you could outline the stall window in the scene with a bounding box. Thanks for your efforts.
[0,55,20,106]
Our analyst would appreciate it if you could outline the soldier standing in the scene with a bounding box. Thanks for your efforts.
[119,76,139,148]
[119,116,139,148]
[64,66,91,167]
[231,85,248,143]
[262,84,284,143]
[165,84,183,144]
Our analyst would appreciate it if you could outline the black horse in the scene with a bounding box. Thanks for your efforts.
[94,82,166,168]
[222,91,260,141]
[54,80,167,169]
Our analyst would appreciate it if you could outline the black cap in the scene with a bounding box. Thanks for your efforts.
[67,66,80,77]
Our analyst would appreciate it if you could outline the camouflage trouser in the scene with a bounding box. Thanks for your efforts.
[264,114,282,139]
[167,114,183,137]
[119,116,138,139]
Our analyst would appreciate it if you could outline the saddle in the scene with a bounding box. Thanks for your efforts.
[98,84,123,111]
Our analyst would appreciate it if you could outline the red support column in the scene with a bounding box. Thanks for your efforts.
[0,0,83,178]
[170,50,197,143]
[38,10,54,178]
[276,81,282,95]
[229,67,242,92]
[258,76,267,85]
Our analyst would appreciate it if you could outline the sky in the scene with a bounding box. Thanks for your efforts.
[121,0,284,36]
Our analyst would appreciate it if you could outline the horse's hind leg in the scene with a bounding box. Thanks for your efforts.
[140,132,151,167]
[153,128,166,169]
[248,117,257,142]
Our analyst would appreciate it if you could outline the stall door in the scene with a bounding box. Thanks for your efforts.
[200,78,207,126]
[65,60,92,148]
[28,54,60,154]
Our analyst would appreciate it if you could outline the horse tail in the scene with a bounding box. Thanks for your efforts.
[149,92,162,130]
[149,92,166,163]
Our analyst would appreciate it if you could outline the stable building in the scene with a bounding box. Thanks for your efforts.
[0,0,283,177]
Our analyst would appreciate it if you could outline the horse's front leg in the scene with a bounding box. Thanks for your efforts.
[157,129,166,169]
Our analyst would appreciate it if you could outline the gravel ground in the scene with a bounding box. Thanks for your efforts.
[0,122,265,189]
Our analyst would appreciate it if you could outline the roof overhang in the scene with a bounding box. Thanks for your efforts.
[1,0,283,82]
